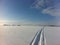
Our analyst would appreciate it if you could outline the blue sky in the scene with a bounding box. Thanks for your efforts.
[0,0,60,24]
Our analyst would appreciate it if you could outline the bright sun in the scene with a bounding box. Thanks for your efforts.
[0,20,8,25]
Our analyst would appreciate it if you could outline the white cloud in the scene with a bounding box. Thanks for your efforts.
[31,0,45,9]
[42,7,60,16]
[31,0,60,16]
[42,3,60,16]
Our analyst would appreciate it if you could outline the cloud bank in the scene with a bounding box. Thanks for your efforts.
[31,0,60,16]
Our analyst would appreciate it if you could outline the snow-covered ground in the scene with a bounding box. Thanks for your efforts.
[0,26,43,45]
[44,27,60,45]
[0,26,60,45]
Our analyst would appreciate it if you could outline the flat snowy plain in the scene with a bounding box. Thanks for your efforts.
[0,26,60,45]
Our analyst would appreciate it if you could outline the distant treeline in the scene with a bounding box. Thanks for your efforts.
[3,24,60,27]
[3,24,21,26]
